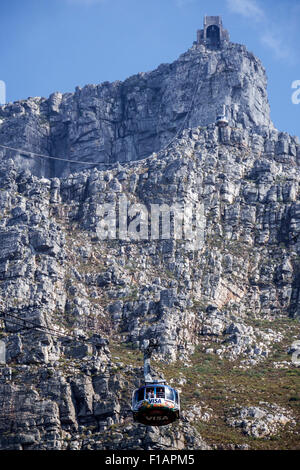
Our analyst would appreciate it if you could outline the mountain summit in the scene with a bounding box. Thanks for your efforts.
[0,16,271,177]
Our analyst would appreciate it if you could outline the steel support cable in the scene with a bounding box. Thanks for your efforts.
[0,144,109,166]
[156,54,203,157]
[0,311,103,347]
[0,55,203,170]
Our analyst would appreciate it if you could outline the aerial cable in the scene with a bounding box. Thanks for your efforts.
[0,57,203,171]
[0,311,83,343]
[0,311,105,348]
[0,144,110,166]
[1,312,73,338]
[1,310,75,339]
[156,52,203,157]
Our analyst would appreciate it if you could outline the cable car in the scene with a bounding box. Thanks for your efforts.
[216,105,229,128]
[132,382,180,426]
[131,339,180,426]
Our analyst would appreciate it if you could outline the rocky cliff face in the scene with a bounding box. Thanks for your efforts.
[0,42,270,178]
[0,38,299,450]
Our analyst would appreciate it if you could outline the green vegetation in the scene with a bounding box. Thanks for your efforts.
[158,341,300,449]
[109,316,300,450]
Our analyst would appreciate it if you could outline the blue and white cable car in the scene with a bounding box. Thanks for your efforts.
[216,104,229,128]
[131,339,180,426]
[132,382,180,426]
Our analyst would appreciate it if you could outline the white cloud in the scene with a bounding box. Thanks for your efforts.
[260,32,293,61]
[226,0,264,21]
[226,0,296,62]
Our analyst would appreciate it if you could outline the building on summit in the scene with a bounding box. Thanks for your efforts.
[196,16,230,47]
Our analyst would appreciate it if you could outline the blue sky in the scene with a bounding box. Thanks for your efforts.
[0,0,299,137]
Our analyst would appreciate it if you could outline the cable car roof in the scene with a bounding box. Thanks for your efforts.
[134,383,176,391]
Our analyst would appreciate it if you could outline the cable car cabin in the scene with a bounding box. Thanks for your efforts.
[216,113,229,128]
[132,383,180,426]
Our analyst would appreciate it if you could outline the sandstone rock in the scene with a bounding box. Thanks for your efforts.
[226,403,296,438]
[0,29,299,451]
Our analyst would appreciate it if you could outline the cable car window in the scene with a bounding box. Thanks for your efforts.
[165,388,174,401]
[146,388,155,399]
[174,390,179,404]
[156,387,165,398]
[137,388,145,401]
